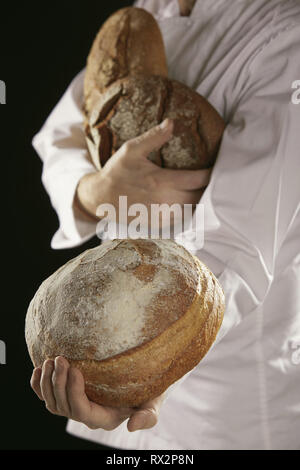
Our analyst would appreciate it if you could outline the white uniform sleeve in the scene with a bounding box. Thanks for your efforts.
[32,69,98,249]
[192,25,300,345]
[133,0,168,14]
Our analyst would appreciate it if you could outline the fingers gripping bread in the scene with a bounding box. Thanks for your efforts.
[83,7,225,170]
[25,239,225,407]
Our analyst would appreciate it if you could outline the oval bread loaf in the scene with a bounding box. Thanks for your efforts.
[84,7,168,117]
[25,239,225,407]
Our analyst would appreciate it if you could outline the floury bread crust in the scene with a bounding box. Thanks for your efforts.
[85,75,225,170]
[83,6,225,171]
[25,239,225,407]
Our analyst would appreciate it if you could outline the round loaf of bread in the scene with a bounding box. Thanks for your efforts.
[85,75,225,170]
[25,239,225,407]
[84,7,168,117]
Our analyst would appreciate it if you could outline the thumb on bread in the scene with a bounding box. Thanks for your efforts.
[124,119,174,159]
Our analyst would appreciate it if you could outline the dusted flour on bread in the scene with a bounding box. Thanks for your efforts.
[86,75,225,170]
[25,239,199,364]
[25,238,224,407]
[83,6,225,171]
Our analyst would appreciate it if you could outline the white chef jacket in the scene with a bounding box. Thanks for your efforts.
[32,0,300,450]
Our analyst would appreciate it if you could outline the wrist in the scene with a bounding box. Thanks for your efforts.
[76,172,100,220]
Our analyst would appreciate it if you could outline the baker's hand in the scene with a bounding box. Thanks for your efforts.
[30,357,165,432]
[76,119,212,220]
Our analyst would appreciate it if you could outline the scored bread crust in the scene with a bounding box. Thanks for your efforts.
[84,7,168,117]
[25,239,225,407]
[85,75,225,171]
[83,6,225,172]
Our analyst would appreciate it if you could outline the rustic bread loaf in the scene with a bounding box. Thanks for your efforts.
[83,6,225,171]
[25,239,225,407]
[85,75,225,170]
[84,7,168,117]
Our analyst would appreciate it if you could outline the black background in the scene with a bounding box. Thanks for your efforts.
[0,0,134,450]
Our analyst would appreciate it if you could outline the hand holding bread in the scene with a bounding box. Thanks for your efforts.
[77,7,225,220]
[30,356,165,432]
[27,7,226,433]
[26,239,225,409]
[77,118,212,219]
[83,7,225,171]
